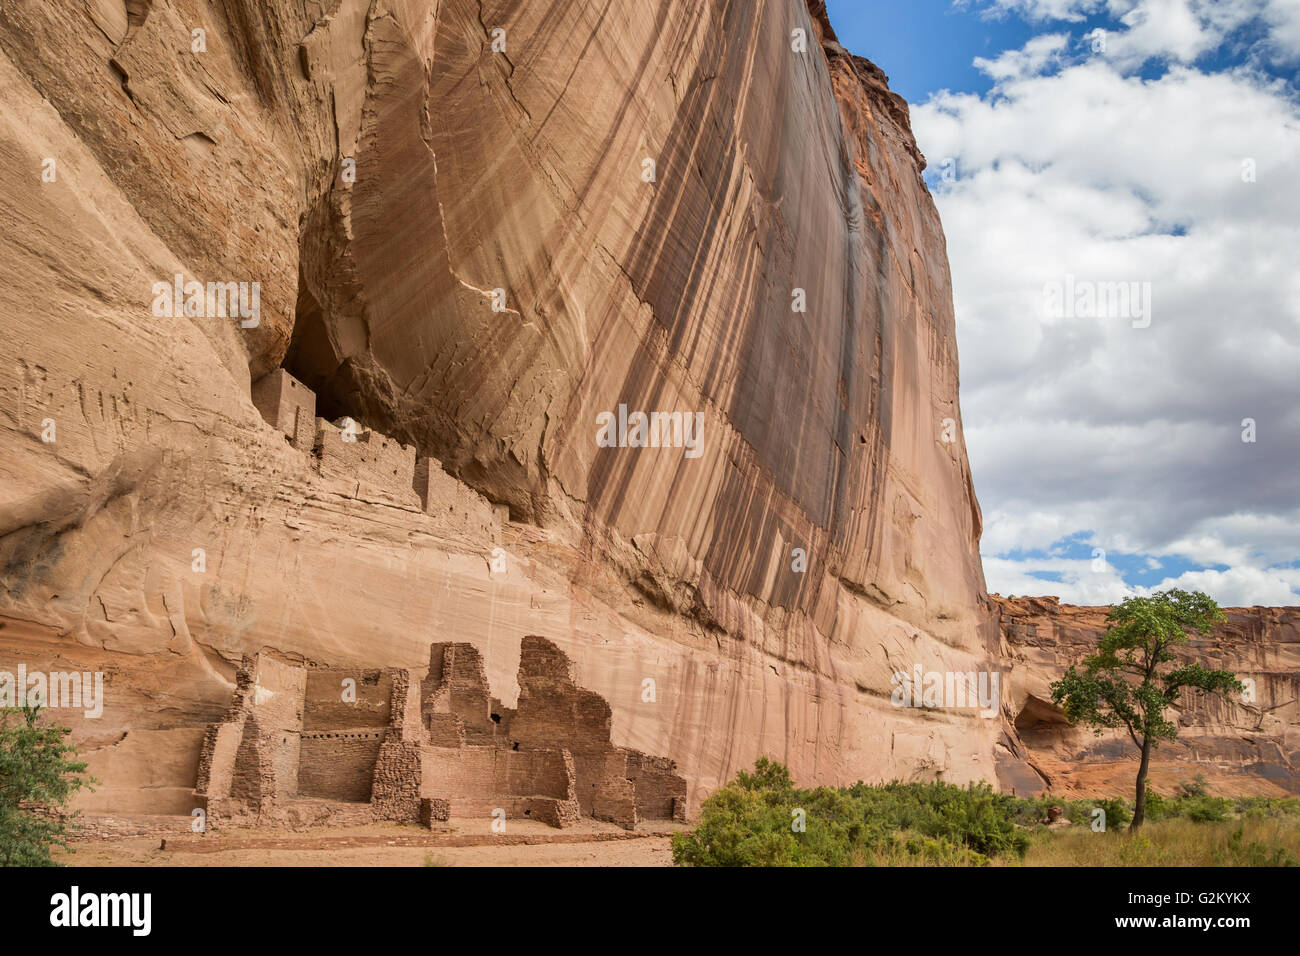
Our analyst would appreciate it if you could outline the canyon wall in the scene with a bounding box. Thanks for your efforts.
[0,0,1030,814]
[999,596,1300,798]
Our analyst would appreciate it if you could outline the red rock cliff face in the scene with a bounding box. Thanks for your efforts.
[998,597,1300,798]
[0,0,1013,813]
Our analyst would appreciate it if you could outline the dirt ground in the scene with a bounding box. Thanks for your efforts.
[58,816,684,867]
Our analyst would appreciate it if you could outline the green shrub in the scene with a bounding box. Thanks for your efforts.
[1093,796,1132,830]
[1144,787,1173,821]
[672,760,1027,867]
[1183,795,1233,823]
[1234,796,1300,818]
[1176,772,1210,798]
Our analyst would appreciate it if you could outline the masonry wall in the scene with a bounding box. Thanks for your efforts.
[627,751,688,821]
[195,722,242,798]
[198,639,688,830]
[297,730,385,801]
[314,418,420,507]
[414,456,503,542]
[248,655,306,797]
[251,369,316,451]
[419,746,572,813]
[424,643,499,740]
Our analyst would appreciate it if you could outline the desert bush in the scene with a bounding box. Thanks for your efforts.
[1182,795,1233,823]
[672,759,1027,867]
[1092,796,1132,829]
[1234,796,1300,818]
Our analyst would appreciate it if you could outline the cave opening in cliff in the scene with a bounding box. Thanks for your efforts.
[281,263,362,425]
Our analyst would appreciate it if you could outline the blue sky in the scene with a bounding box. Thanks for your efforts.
[826,0,1292,100]
[826,0,1035,100]
[825,0,1300,606]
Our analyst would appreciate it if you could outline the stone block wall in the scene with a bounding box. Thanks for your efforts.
[313,417,420,507]
[508,635,688,827]
[413,456,502,543]
[297,730,384,801]
[370,669,424,822]
[418,746,576,817]
[424,643,499,740]
[197,638,688,830]
[626,751,689,822]
[251,369,316,450]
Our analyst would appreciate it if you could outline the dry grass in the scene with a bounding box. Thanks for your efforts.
[1002,817,1300,867]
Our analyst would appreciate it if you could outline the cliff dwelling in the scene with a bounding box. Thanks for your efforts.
[196,635,688,831]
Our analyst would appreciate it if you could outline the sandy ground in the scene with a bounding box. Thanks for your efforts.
[58,816,684,867]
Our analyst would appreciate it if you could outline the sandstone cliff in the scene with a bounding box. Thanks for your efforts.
[0,0,1024,813]
[998,596,1300,798]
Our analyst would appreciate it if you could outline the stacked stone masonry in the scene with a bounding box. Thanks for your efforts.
[251,368,502,541]
[196,635,687,831]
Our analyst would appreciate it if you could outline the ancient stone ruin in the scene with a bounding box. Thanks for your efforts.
[196,635,687,831]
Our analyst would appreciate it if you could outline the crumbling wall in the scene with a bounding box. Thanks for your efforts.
[371,668,424,822]
[423,643,500,741]
[248,655,307,797]
[508,635,688,827]
[418,746,576,818]
[253,370,509,550]
[198,653,407,824]
[626,751,689,822]
[197,652,307,820]
[198,637,687,830]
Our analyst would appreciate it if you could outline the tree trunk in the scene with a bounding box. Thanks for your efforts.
[1130,736,1152,832]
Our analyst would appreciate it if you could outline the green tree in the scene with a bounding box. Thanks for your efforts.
[1050,589,1242,831]
[0,706,93,865]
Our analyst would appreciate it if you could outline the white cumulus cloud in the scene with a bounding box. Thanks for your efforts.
[917,3,1300,607]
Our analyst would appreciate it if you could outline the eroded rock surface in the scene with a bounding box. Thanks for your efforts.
[0,0,1088,813]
